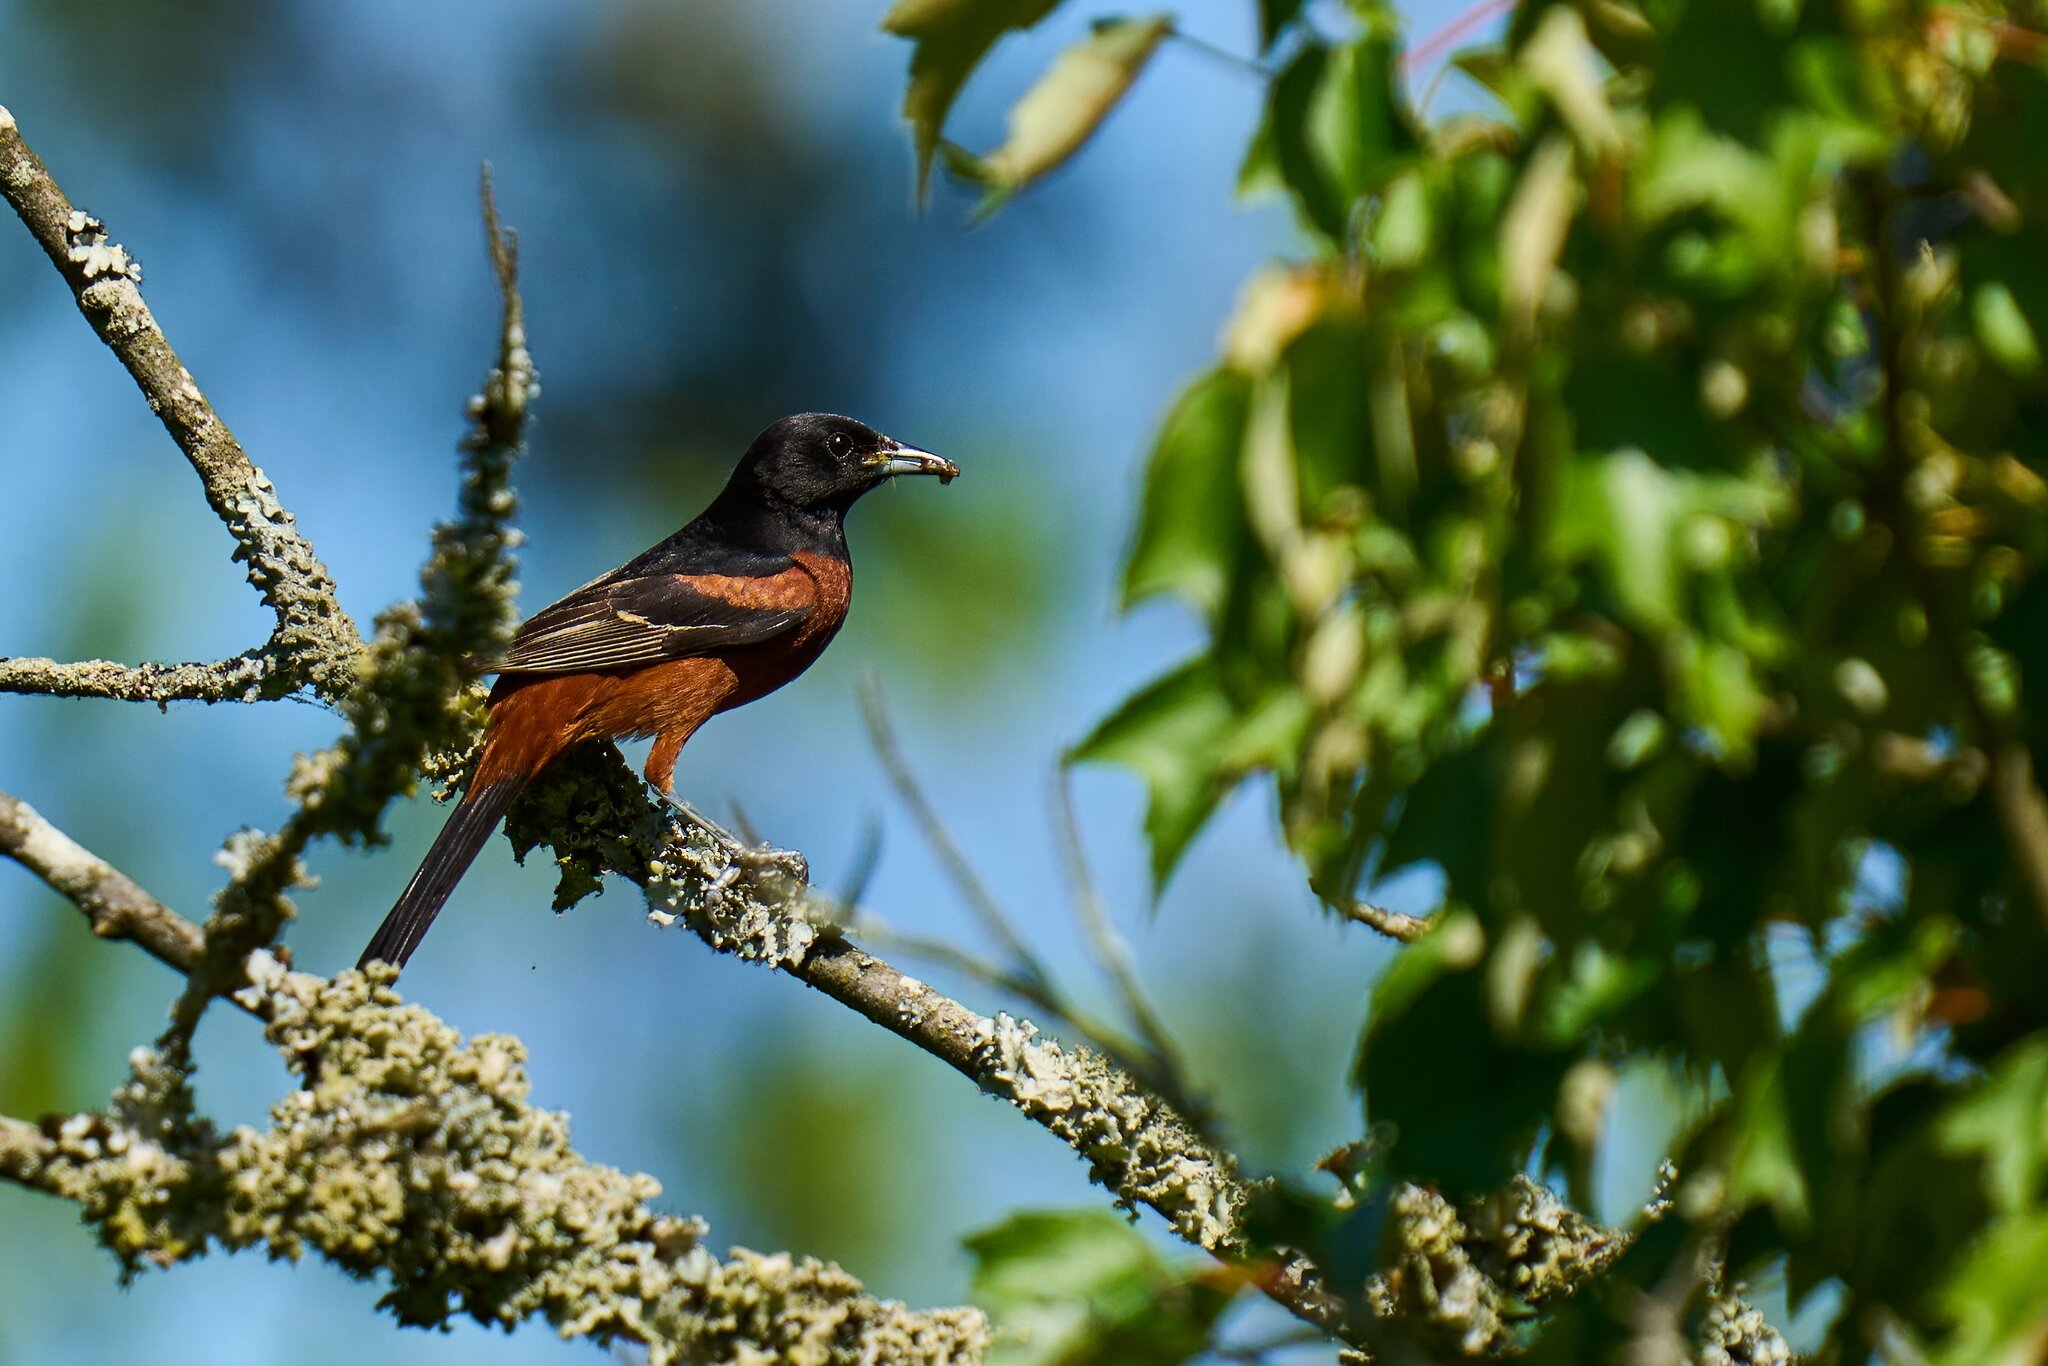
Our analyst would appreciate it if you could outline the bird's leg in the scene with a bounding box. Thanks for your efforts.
[656,789,809,889]
[659,789,741,849]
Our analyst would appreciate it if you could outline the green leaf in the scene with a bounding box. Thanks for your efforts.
[1070,658,1243,888]
[1938,1038,2048,1216]
[1973,281,2043,378]
[881,0,1065,201]
[1723,1052,1812,1234]
[1357,911,1574,1190]
[1240,33,1418,244]
[966,1209,1231,1365]
[1518,6,1620,155]
[1545,449,1785,632]
[1256,0,1304,50]
[1124,369,1251,617]
[1499,133,1576,325]
[1930,1212,2048,1366]
[973,15,1173,210]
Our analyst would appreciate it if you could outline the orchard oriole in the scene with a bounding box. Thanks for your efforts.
[359,412,958,969]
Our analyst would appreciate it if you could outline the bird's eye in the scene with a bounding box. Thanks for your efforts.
[827,432,852,459]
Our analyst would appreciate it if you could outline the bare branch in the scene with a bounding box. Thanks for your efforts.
[1051,770,1201,1110]
[1339,898,1434,943]
[0,786,205,969]
[857,674,1050,982]
[0,104,360,704]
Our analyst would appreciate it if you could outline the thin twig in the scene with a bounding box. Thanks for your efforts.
[856,674,1051,985]
[0,104,361,705]
[1404,0,1515,73]
[841,908,1152,1069]
[1052,768,1203,1113]
[0,787,204,969]
[834,814,886,914]
[1166,27,1271,79]
[1339,898,1434,943]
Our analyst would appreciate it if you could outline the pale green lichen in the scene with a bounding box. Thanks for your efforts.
[1698,1290,1792,1366]
[1364,1177,1633,1356]
[29,965,987,1364]
[977,1012,1249,1255]
[281,218,530,847]
[1366,1184,1508,1355]
[1463,1174,1628,1307]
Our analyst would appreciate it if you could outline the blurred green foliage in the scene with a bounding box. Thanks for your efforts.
[965,1210,1231,1365]
[904,0,2048,1359]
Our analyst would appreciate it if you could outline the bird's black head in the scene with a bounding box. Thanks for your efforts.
[723,413,958,517]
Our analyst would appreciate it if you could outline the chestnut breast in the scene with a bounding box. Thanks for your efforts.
[716,549,852,712]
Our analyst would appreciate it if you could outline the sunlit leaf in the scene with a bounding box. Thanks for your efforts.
[967,1209,1232,1364]
[1518,6,1620,155]
[1124,369,1251,618]
[1938,1038,2048,1216]
[1973,281,2043,378]
[969,15,1173,212]
[1499,132,1575,326]
[1070,658,1245,888]
[881,0,1065,200]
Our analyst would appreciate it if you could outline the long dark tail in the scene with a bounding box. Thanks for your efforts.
[359,777,527,970]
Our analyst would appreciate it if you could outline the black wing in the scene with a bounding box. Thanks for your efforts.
[497,568,812,675]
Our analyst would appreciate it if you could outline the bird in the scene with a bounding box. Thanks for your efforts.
[359,412,958,970]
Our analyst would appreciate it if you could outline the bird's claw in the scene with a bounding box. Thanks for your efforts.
[658,791,809,889]
[737,844,809,886]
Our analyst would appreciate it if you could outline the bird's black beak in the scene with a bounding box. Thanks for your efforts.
[869,442,960,485]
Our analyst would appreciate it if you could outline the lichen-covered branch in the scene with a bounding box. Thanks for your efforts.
[0,651,279,704]
[0,1113,55,1185]
[0,111,990,1362]
[0,104,360,704]
[1364,1179,1628,1355]
[505,745,1355,1343]
[1339,898,1433,944]
[0,786,205,969]
[0,965,987,1364]
[163,169,538,1052]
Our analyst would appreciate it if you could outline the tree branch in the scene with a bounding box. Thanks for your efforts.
[0,104,361,704]
[1339,898,1434,943]
[1051,769,1210,1127]
[161,166,538,1052]
[0,1113,55,1185]
[0,966,986,1364]
[0,786,205,969]
[507,746,1357,1345]
[0,650,281,704]
[858,676,1051,983]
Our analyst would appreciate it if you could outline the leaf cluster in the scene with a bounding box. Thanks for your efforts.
[894,1,2048,1359]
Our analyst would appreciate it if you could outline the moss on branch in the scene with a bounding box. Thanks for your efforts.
[11,963,986,1364]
